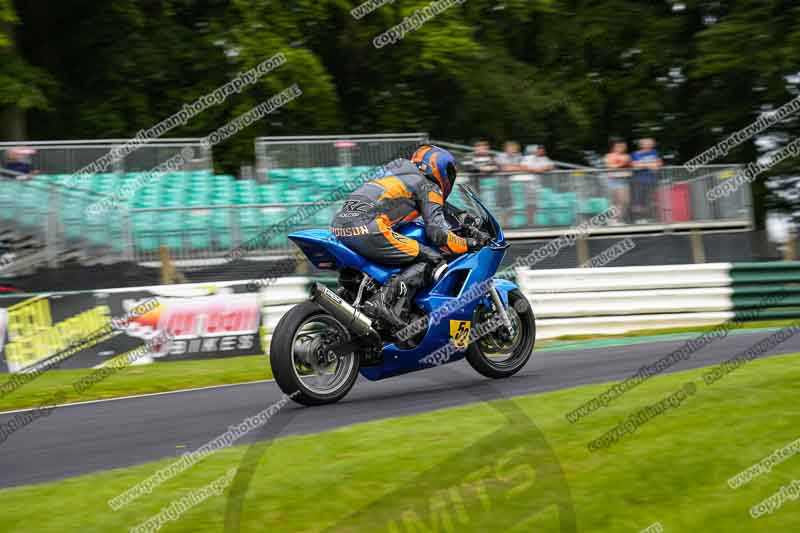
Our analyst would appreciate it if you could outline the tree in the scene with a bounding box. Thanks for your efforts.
[0,0,50,140]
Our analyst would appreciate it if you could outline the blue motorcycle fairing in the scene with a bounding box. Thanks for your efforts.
[289,229,400,284]
[289,186,518,381]
[360,246,518,381]
[288,222,430,285]
[478,277,517,309]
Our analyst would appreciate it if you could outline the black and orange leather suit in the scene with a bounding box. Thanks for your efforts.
[331,160,470,268]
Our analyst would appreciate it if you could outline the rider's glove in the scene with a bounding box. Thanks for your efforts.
[467,231,492,251]
[458,212,483,228]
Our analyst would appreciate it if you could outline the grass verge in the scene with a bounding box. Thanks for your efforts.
[0,355,271,413]
[544,317,800,343]
[2,351,799,532]
[0,317,792,412]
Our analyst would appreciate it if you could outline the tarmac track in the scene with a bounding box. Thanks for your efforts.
[1,328,798,489]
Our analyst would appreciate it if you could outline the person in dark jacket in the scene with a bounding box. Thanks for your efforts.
[331,145,489,326]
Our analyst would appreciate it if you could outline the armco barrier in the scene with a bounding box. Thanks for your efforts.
[520,262,800,339]
[0,278,310,373]
[4,263,800,373]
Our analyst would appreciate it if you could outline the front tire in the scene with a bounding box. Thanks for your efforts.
[466,289,535,379]
[270,301,360,406]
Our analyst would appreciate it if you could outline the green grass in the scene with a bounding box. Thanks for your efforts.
[0,354,271,413]
[545,317,800,342]
[0,320,796,412]
[3,351,800,532]
[0,317,792,414]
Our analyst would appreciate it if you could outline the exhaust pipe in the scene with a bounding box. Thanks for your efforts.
[310,283,381,345]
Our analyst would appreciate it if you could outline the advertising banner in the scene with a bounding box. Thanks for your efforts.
[0,282,268,374]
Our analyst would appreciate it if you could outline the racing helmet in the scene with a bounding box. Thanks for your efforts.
[410,145,458,199]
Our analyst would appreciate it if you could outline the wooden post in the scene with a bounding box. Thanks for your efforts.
[576,235,590,266]
[690,229,706,264]
[785,230,797,261]
[288,244,307,275]
[159,246,188,284]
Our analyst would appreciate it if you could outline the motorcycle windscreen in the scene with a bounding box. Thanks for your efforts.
[455,184,504,242]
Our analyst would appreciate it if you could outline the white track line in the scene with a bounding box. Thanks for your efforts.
[0,378,277,416]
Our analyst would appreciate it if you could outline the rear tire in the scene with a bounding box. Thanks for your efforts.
[466,289,535,379]
[270,301,360,406]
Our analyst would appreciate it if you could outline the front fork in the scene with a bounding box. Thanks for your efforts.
[489,281,515,338]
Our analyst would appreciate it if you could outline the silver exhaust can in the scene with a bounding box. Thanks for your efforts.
[309,283,381,344]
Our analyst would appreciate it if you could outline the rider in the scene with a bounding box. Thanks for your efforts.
[330,145,490,327]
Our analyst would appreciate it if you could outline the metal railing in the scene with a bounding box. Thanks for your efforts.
[254,133,428,183]
[0,163,752,271]
[0,139,213,175]
[431,140,592,171]
[0,174,127,270]
[116,164,749,265]
[123,202,329,264]
[458,165,751,231]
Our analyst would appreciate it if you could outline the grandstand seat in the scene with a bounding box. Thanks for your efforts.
[581,196,611,216]
[132,211,158,252]
[259,184,284,204]
[268,169,289,181]
[157,213,183,249]
[186,210,211,250]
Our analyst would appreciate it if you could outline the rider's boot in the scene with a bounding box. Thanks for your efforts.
[369,260,448,328]
[370,263,434,328]
[375,263,429,328]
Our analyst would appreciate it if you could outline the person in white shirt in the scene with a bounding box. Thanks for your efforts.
[521,144,555,173]
[518,144,554,226]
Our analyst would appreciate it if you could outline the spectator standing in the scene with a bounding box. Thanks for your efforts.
[631,138,663,222]
[520,144,555,226]
[495,141,524,171]
[2,149,34,180]
[494,141,523,225]
[521,144,555,173]
[460,139,497,194]
[604,138,632,224]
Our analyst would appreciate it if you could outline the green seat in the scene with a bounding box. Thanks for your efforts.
[259,184,284,203]
[156,213,183,249]
[210,209,233,248]
[211,176,234,187]
[535,212,551,226]
[235,195,258,206]
[511,213,528,228]
[268,169,289,180]
[210,196,233,206]
[85,222,111,247]
[186,195,210,206]
[132,212,158,251]
[511,182,528,210]
[0,181,17,221]
[580,197,611,215]
[186,211,211,250]
[19,187,46,227]
[328,168,348,179]
[283,190,305,203]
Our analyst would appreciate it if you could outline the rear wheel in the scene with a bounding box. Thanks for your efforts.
[466,289,535,379]
[270,301,360,406]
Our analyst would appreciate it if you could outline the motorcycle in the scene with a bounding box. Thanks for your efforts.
[270,185,536,406]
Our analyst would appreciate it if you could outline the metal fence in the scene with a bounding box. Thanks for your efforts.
[124,204,319,265]
[254,133,428,182]
[432,139,592,171]
[0,176,128,268]
[467,165,751,231]
[0,139,212,175]
[115,164,749,264]
[0,162,752,271]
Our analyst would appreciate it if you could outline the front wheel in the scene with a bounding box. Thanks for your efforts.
[466,289,535,379]
[270,301,360,406]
